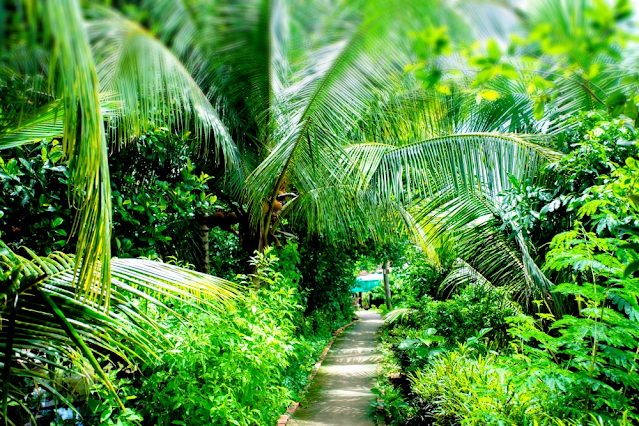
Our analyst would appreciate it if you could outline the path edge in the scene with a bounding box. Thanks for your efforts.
[276,315,362,426]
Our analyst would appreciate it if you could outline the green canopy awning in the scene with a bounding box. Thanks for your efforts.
[351,273,383,293]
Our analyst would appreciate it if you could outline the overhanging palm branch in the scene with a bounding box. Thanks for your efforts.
[87,6,239,163]
[0,94,122,151]
[410,187,557,310]
[2,0,246,310]
[353,133,559,204]
[400,191,551,309]
[344,131,561,310]
[439,258,523,315]
[43,0,112,310]
[244,0,442,242]
[0,243,240,421]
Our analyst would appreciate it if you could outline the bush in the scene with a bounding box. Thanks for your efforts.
[420,285,516,345]
[0,130,244,276]
[297,238,357,324]
[391,245,454,305]
[387,284,517,352]
[409,346,553,425]
[137,248,301,426]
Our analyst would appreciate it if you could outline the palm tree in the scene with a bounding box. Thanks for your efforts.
[0,0,577,311]
[6,0,622,313]
[79,0,563,268]
[0,0,241,418]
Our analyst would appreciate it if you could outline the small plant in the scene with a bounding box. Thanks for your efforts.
[82,372,143,426]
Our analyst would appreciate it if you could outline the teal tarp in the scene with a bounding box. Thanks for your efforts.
[351,273,383,293]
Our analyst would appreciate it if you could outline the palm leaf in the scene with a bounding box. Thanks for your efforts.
[87,6,241,173]
[0,93,122,151]
[383,308,418,325]
[440,258,523,315]
[43,0,112,310]
[0,243,241,419]
[246,0,427,237]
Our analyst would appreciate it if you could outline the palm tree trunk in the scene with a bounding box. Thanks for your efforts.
[200,223,210,274]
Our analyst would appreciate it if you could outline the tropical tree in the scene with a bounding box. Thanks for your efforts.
[0,0,242,419]
[371,0,637,314]
[1,0,585,313]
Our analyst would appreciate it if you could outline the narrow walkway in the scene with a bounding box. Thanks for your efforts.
[288,311,383,426]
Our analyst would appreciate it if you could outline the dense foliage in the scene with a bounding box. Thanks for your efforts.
[1,124,359,426]
[3,246,354,426]
[375,76,639,426]
[3,0,639,425]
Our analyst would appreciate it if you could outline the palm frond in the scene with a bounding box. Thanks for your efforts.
[354,130,562,312]
[0,243,241,418]
[87,6,241,172]
[440,258,523,315]
[246,0,422,235]
[383,308,417,325]
[409,191,556,313]
[0,101,64,150]
[44,0,112,309]
[357,133,560,206]
[0,94,122,151]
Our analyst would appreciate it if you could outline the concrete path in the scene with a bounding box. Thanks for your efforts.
[288,310,383,426]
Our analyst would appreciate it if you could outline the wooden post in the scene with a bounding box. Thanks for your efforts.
[383,261,392,310]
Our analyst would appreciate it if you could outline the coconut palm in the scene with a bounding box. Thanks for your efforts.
[0,0,572,312]
[7,0,623,312]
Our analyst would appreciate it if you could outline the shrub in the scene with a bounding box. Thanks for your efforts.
[138,248,301,426]
[409,346,554,425]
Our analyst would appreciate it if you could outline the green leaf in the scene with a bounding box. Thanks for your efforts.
[479,89,500,101]
[100,406,114,422]
[474,67,495,86]
[624,260,639,277]
[605,91,627,108]
[499,63,518,80]
[533,98,545,120]
[624,100,638,119]
[486,39,501,62]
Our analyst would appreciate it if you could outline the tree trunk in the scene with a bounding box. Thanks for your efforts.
[239,220,263,277]
[383,261,392,310]
[200,223,210,274]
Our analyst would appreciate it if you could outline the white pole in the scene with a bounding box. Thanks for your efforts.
[383,261,392,310]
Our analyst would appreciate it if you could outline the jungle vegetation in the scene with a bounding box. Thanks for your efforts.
[1,0,639,424]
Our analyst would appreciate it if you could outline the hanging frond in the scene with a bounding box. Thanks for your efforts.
[87,6,241,171]
[44,0,112,310]
[0,101,64,150]
[407,191,557,313]
[439,258,523,315]
[353,131,563,312]
[0,94,122,151]
[245,0,425,237]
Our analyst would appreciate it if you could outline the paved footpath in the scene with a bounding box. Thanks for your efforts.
[288,310,383,426]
